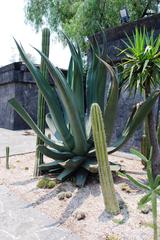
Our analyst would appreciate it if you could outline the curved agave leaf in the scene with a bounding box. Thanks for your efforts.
[33,47,88,155]
[59,156,86,169]
[14,39,74,151]
[39,160,63,172]
[37,145,74,160]
[57,168,76,181]
[99,58,119,145]
[109,90,160,154]
[64,34,85,124]
[75,168,89,187]
[9,98,68,152]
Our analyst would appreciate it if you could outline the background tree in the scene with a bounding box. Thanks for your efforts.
[25,0,157,50]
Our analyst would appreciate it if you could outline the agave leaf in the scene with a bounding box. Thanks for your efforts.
[45,113,56,134]
[64,34,84,123]
[138,192,152,207]
[37,145,74,160]
[119,172,150,191]
[109,90,160,154]
[57,168,76,181]
[99,57,119,145]
[82,158,98,173]
[86,43,101,112]
[75,168,89,187]
[39,160,63,172]
[8,98,68,152]
[33,47,87,155]
[14,39,74,150]
[59,156,86,169]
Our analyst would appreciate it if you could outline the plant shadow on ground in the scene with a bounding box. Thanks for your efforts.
[11,178,37,186]
[99,192,129,225]
[23,174,102,225]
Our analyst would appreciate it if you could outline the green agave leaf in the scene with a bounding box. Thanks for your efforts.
[99,57,119,145]
[33,47,87,155]
[59,156,86,169]
[75,168,89,187]
[45,113,56,134]
[57,168,76,181]
[109,90,160,154]
[86,43,101,112]
[64,34,85,123]
[138,192,152,207]
[14,39,74,151]
[37,145,74,160]
[82,158,98,173]
[9,98,68,152]
[39,160,63,172]
[118,172,150,191]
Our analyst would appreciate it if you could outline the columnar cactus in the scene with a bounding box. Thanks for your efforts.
[34,28,50,176]
[91,103,120,214]
[6,146,10,169]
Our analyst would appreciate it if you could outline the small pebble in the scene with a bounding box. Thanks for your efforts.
[65,191,72,198]
[74,211,86,221]
[58,192,66,200]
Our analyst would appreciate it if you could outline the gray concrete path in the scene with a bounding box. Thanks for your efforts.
[0,185,80,240]
[0,128,50,157]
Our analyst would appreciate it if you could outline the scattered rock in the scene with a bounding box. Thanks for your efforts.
[24,167,29,170]
[58,192,66,200]
[74,211,86,221]
[121,184,132,193]
[106,234,121,240]
[65,191,72,198]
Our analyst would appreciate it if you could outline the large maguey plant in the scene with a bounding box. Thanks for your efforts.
[120,28,160,178]
[9,32,160,186]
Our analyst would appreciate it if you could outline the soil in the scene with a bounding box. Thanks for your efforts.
[0,152,158,240]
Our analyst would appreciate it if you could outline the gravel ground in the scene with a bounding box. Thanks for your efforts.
[0,152,158,240]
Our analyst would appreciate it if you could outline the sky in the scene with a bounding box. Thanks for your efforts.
[0,0,70,69]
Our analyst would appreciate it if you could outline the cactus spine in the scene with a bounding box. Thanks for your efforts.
[6,146,10,169]
[91,103,120,214]
[34,28,50,176]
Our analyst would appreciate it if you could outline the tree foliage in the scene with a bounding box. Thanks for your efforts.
[25,0,157,49]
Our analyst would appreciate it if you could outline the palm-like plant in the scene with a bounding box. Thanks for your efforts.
[120,28,160,178]
[119,148,160,240]
[8,33,160,186]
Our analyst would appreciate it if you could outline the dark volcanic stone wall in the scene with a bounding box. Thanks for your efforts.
[0,62,38,130]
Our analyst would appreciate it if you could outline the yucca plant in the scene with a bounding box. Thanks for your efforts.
[120,28,160,178]
[119,148,160,240]
[8,32,160,187]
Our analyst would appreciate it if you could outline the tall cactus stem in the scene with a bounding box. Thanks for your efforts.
[34,28,50,177]
[91,103,120,214]
[6,146,10,169]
